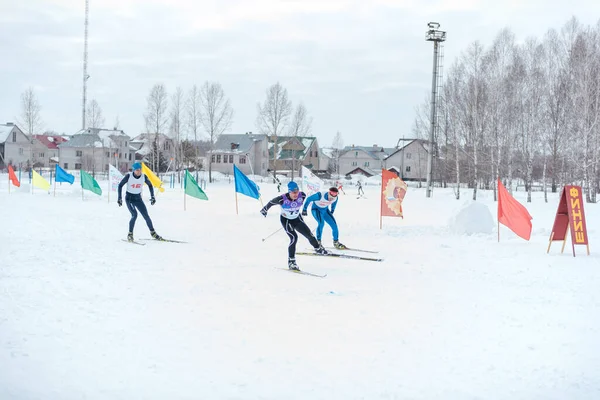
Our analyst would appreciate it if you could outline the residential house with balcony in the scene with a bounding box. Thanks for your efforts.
[130,133,176,171]
[32,134,69,168]
[268,136,321,178]
[338,144,395,176]
[209,133,269,176]
[58,128,135,173]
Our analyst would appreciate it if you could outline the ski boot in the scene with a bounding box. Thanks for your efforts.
[150,230,163,241]
[334,240,348,250]
[127,232,134,242]
[315,245,328,255]
[288,258,300,271]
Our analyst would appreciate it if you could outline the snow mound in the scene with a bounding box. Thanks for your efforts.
[448,201,494,235]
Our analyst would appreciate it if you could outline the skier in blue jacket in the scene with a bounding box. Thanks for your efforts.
[117,162,163,242]
[302,186,347,249]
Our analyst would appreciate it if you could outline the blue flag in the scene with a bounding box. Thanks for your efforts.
[55,164,75,184]
[233,164,260,199]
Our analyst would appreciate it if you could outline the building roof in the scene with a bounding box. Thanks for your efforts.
[340,145,396,160]
[58,134,101,148]
[383,139,428,160]
[268,136,317,160]
[0,124,17,143]
[33,135,69,149]
[212,133,268,154]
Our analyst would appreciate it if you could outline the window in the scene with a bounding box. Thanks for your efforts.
[364,162,369,167]
[229,155,233,163]
[64,163,69,169]
[355,151,358,156]
[39,153,45,158]
[217,155,221,163]
[211,155,215,163]
[351,161,357,166]
[19,148,23,155]
[129,153,131,161]
[105,164,109,171]
[76,150,83,157]
[240,156,246,164]
[75,163,82,169]
[406,153,412,159]
[223,155,228,163]
[406,166,411,172]
[105,152,110,157]
[12,132,16,142]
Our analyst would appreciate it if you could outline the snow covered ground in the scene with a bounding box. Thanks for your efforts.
[1,175,599,399]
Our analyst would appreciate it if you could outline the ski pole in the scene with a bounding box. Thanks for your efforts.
[262,227,282,242]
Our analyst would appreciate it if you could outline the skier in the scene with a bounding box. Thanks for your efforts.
[117,161,163,242]
[336,180,346,195]
[357,181,365,197]
[302,187,347,249]
[260,181,328,270]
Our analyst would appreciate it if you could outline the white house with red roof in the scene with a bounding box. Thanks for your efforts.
[33,134,69,168]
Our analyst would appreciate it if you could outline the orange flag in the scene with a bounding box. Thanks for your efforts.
[497,178,532,240]
[381,169,407,218]
[8,165,20,187]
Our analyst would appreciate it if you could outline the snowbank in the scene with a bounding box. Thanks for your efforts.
[448,200,494,235]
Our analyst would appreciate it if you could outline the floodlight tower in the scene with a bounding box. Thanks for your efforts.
[82,0,90,130]
[425,22,446,198]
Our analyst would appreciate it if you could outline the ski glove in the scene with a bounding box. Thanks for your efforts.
[260,209,267,217]
[301,209,307,216]
[150,197,156,205]
[117,199,122,207]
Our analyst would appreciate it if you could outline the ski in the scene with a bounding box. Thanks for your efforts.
[276,267,327,278]
[325,246,379,254]
[297,251,383,262]
[140,238,188,243]
[121,239,146,246]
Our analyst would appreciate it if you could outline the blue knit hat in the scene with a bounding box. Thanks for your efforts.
[132,162,141,170]
[287,181,299,191]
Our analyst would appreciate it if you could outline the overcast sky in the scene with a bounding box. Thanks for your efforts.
[1,0,599,148]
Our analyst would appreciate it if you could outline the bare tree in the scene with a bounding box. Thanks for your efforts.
[113,115,121,130]
[331,131,344,177]
[144,84,169,172]
[170,87,184,171]
[288,103,313,179]
[86,99,105,129]
[186,85,203,166]
[200,81,234,183]
[18,87,43,169]
[256,82,292,181]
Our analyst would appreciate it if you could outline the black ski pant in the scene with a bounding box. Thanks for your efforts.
[280,215,320,259]
[126,194,155,233]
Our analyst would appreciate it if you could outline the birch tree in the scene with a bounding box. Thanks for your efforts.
[18,87,43,169]
[170,86,184,171]
[186,85,203,168]
[288,103,313,179]
[256,82,292,181]
[86,99,105,129]
[144,84,169,172]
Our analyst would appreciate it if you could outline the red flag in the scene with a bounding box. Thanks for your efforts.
[497,178,532,240]
[8,165,20,187]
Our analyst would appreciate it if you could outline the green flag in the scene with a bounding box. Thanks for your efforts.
[185,170,208,200]
[81,170,102,196]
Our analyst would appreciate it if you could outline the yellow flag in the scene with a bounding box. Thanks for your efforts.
[141,162,165,193]
[32,169,50,191]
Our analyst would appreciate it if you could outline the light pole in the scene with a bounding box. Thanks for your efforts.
[425,22,446,198]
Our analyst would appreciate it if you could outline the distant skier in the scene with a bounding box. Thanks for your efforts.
[336,180,346,195]
[302,187,347,249]
[275,177,282,192]
[117,161,162,242]
[260,181,328,271]
[357,181,364,197]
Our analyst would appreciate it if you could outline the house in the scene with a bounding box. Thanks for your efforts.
[33,134,69,168]
[268,136,321,177]
[58,128,135,173]
[338,144,395,176]
[209,133,269,176]
[130,133,176,171]
[0,122,31,169]
[384,139,429,181]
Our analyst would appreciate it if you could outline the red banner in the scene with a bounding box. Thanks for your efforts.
[380,169,407,226]
[547,185,590,256]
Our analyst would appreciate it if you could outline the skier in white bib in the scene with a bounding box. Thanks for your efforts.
[117,162,162,242]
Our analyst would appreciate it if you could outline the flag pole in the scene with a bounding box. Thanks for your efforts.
[235,191,239,215]
[54,178,56,197]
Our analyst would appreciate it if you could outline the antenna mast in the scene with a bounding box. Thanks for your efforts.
[82,0,90,130]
